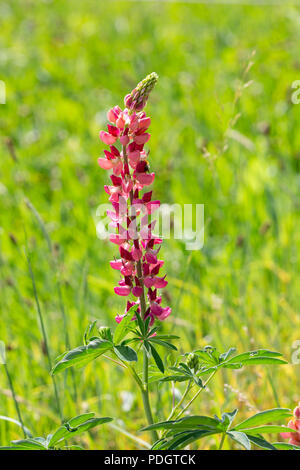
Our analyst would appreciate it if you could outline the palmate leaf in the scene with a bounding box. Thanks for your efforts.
[189,348,287,383]
[48,417,113,448]
[154,347,287,387]
[48,413,95,447]
[194,347,220,365]
[145,408,292,450]
[0,413,113,450]
[233,408,292,431]
[51,339,113,375]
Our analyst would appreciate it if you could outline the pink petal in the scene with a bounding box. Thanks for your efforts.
[120,265,134,276]
[132,286,143,297]
[145,251,157,264]
[139,117,151,130]
[107,210,119,222]
[113,161,123,175]
[146,200,160,214]
[158,307,171,320]
[120,246,133,261]
[132,247,143,261]
[110,259,123,270]
[294,406,300,419]
[107,108,118,123]
[150,302,162,315]
[104,150,115,160]
[289,437,300,446]
[281,432,292,439]
[114,286,131,296]
[120,135,130,145]
[109,234,125,245]
[144,277,156,288]
[128,150,140,163]
[136,173,155,186]
[110,145,120,157]
[107,124,120,137]
[134,133,151,145]
[150,302,171,321]
[142,191,152,203]
[116,116,125,129]
[153,277,168,289]
[98,158,114,170]
[115,314,126,323]
[99,131,117,145]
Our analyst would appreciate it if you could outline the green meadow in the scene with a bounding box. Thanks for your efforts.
[0,0,299,449]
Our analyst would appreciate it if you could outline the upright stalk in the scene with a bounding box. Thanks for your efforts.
[123,144,158,442]
[141,349,158,442]
[174,369,217,420]
[219,433,226,450]
[166,380,192,422]
[3,363,27,438]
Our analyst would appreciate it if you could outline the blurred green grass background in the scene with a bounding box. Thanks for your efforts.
[0,0,300,449]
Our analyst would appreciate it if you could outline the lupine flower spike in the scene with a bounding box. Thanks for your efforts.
[98,72,171,326]
[281,402,300,447]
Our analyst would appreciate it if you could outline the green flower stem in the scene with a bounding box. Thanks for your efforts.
[122,144,158,443]
[161,380,193,438]
[167,380,192,422]
[219,433,226,450]
[174,369,217,421]
[103,354,127,369]
[141,349,158,442]
[4,363,27,438]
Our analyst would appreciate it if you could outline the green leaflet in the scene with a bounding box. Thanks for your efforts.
[51,339,113,375]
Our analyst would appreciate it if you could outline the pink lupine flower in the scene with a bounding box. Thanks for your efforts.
[281,402,300,447]
[98,73,171,328]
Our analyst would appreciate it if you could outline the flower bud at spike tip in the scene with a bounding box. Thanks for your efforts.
[187,353,200,372]
[124,72,159,113]
[98,326,112,342]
